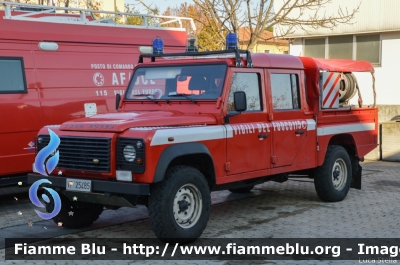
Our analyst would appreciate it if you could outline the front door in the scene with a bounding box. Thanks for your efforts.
[225,69,271,175]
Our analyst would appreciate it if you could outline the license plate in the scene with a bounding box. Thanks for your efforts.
[66,178,91,192]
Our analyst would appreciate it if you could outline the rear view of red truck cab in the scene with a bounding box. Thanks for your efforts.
[28,36,378,242]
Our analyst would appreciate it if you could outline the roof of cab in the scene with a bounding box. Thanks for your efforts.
[138,52,305,69]
[251,53,304,69]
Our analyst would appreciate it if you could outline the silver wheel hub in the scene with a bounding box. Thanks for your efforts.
[173,184,202,228]
[332,158,347,190]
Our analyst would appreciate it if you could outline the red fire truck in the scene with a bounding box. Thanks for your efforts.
[0,2,192,186]
[28,36,378,242]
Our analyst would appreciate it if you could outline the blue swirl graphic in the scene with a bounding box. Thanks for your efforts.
[42,193,50,203]
[34,129,60,176]
[29,179,61,219]
[30,129,62,220]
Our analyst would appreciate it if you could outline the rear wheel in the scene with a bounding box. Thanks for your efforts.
[148,166,211,243]
[44,191,103,228]
[314,145,352,202]
[229,185,254,193]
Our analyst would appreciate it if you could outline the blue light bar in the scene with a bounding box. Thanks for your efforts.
[152,36,164,54]
[226,33,238,50]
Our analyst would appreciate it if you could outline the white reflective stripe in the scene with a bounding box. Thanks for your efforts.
[317,122,375,136]
[150,126,231,146]
[149,120,318,146]
[306,119,316,130]
[225,125,234,138]
[130,125,204,131]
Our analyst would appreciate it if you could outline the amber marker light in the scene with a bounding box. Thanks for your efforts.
[136,157,143,165]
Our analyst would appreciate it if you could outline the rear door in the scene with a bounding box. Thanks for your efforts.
[268,70,313,168]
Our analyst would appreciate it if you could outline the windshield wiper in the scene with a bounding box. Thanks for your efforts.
[132,93,158,104]
[168,93,197,104]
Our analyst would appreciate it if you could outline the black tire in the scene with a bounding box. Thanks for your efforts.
[229,185,254,193]
[148,166,211,243]
[314,145,352,202]
[44,190,103,228]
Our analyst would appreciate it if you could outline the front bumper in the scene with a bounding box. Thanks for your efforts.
[27,174,150,207]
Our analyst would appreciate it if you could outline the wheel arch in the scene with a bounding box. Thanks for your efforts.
[152,143,216,186]
[328,133,358,158]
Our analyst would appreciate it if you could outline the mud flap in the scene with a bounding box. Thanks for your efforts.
[351,164,362,189]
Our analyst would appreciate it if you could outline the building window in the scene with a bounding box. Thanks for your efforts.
[271,73,300,110]
[356,34,380,64]
[0,58,26,94]
[304,38,325,58]
[227,73,262,112]
[328,35,353,59]
[264,50,270,53]
[303,34,381,65]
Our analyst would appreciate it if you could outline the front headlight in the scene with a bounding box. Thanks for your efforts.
[123,145,136,162]
[117,138,145,174]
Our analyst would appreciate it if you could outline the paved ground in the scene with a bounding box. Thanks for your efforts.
[0,161,399,265]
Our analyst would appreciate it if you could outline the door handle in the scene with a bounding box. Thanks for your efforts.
[258,133,269,139]
[295,130,305,135]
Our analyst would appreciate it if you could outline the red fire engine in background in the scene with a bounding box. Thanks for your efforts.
[28,34,378,241]
[0,2,192,186]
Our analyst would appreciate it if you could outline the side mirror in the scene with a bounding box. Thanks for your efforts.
[234,91,247,112]
[116,94,121,110]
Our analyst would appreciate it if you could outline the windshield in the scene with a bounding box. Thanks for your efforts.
[126,64,227,100]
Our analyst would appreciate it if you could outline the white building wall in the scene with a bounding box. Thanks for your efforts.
[289,32,400,106]
[102,0,124,12]
[275,0,400,38]
[373,32,400,105]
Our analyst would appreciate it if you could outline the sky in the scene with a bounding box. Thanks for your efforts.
[124,0,193,13]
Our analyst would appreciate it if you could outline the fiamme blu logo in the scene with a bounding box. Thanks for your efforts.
[28,129,62,220]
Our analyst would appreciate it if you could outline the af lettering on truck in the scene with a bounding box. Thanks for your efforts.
[28,34,378,243]
[0,2,194,186]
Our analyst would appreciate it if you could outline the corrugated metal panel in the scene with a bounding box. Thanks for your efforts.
[274,0,400,38]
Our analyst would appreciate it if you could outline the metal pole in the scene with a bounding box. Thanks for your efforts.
[4,3,11,19]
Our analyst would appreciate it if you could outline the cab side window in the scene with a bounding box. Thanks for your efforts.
[227,73,262,112]
[271,73,300,110]
[0,58,26,94]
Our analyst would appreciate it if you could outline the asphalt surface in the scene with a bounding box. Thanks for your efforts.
[0,160,399,265]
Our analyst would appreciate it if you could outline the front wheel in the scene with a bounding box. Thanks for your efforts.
[148,166,211,243]
[314,145,352,202]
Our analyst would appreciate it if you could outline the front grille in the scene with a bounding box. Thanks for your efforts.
[37,135,111,172]
[117,138,145,173]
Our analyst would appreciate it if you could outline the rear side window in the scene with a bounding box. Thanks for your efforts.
[271,73,300,110]
[0,58,26,93]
